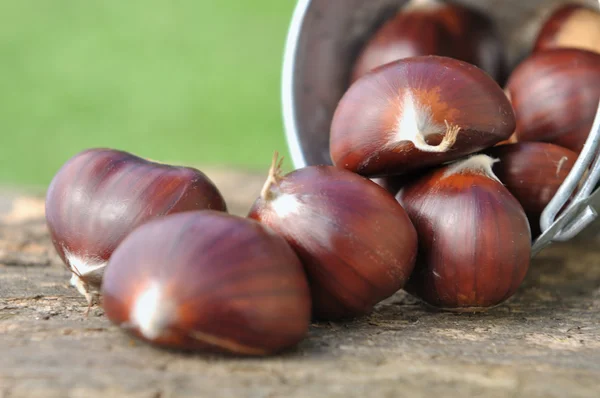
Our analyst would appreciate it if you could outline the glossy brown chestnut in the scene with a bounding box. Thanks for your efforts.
[248,154,418,320]
[45,148,227,307]
[351,0,504,83]
[533,3,600,55]
[485,142,577,237]
[505,48,600,153]
[101,210,311,355]
[396,154,531,311]
[331,56,516,177]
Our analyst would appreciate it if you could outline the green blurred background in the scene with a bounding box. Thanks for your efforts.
[0,0,296,187]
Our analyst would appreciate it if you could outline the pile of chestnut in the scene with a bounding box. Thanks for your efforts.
[44,0,599,357]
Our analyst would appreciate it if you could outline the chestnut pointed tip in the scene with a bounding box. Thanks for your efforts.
[259,151,285,201]
[69,273,100,309]
[443,154,501,182]
[64,250,107,280]
[64,250,105,307]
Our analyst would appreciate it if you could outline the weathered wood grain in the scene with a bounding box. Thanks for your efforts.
[1,168,600,398]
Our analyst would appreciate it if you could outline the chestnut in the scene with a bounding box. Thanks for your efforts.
[330,55,516,177]
[396,154,531,311]
[45,148,227,307]
[351,0,504,83]
[533,3,600,55]
[248,154,418,320]
[101,210,311,355]
[505,48,600,153]
[484,142,578,237]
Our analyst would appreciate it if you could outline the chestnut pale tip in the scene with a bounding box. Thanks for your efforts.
[392,92,461,153]
[442,154,501,182]
[64,250,107,307]
[270,194,302,218]
[404,0,444,11]
[397,154,502,200]
[125,280,276,356]
[259,152,302,219]
[129,282,177,341]
[258,153,336,249]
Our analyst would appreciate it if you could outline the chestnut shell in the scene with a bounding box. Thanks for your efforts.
[397,155,531,310]
[248,164,418,320]
[331,56,515,177]
[45,148,227,300]
[351,2,504,83]
[351,5,460,83]
[101,210,312,356]
[533,4,600,55]
[485,142,577,237]
[505,48,600,153]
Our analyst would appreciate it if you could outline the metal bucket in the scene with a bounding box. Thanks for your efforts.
[281,0,600,253]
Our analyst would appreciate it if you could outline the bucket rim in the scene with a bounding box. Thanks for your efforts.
[281,0,311,169]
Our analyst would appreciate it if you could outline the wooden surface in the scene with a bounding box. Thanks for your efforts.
[1,168,600,398]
